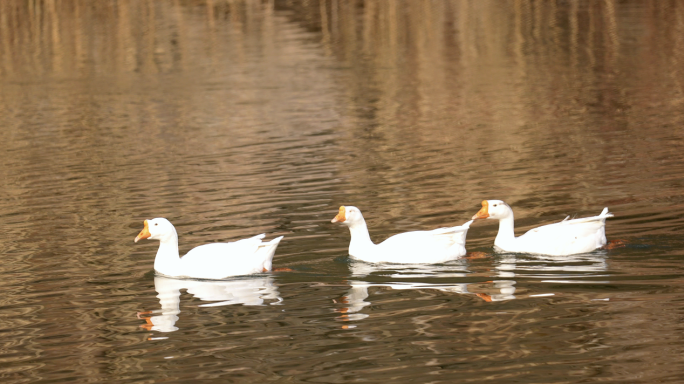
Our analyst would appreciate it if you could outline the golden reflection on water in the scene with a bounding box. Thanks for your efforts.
[1,1,684,383]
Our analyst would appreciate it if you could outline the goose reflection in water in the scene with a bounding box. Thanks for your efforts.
[471,250,611,302]
[336,249,610,317]
[138,275,282,333]
[494,250,609,279]
[335,260,483,325]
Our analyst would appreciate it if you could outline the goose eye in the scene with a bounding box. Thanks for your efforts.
[493,204,497,207]
[155,223,158,226]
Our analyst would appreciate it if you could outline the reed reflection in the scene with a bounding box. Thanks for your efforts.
[138,275,282,333]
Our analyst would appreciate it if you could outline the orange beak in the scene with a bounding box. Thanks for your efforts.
[134,220,152,243]
[331,206,346,223]
[472,200,490,219]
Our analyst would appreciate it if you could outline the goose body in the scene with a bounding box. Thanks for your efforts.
[332,206,472,264]
[472,200,613,256]
[134,218,283,279]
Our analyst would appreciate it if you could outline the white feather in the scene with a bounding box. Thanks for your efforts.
[473,200,613,256]
[333,206,471,264]
[135,218,283,279]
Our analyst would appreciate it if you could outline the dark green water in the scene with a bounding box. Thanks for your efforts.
[1,1,684,382]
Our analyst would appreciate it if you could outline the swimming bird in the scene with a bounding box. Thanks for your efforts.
[472,200,613,256]
[331,206,472,263]
[134,218,283,279]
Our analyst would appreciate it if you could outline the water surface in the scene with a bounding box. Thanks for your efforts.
[1,1,684,382]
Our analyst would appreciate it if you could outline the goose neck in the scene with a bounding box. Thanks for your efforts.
[495,214,516,243]
[348,221,373,244]
[154,229,181,274]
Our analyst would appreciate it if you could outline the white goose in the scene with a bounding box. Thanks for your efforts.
[134,218,283,279]
[472,200,613,256]
[331,206,472,264]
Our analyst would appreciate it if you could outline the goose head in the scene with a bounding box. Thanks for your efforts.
[472,200,512,220]
[331,206,365,227]
[134,218,176,243]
